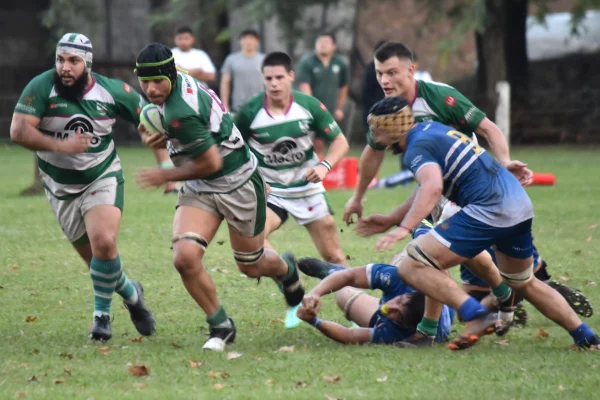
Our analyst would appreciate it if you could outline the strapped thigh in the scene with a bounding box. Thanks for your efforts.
[171,232,208,250]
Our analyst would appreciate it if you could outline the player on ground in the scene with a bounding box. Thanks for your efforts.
[343,96,599,350]
[133,43,304,351]
[10,33,162,342]
[235,52,349,267]
[296,258,454,345]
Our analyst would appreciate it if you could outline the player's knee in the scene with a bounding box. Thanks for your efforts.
[88,231,117,258]
[234,248,265,278]
[172,246,203,277]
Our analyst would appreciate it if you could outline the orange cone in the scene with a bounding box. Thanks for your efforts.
[531,173,556,186]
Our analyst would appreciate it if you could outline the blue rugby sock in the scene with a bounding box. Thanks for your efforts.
[569,322,596,346]
[458,297,489,321]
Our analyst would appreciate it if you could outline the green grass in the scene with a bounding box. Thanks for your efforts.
[1,144,599,400]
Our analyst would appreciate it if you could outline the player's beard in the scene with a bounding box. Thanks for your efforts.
[53,70,90,101]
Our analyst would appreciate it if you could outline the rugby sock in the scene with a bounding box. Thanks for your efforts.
[458,297,489,321]
[281,256,297,285]
[206,306,232,328]
[416,318,438,337]
[491,282,512,303]
[113,258,139,305]
[569,322,596,346]
[90,256,121,316]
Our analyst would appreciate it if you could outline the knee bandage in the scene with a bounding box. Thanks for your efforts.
[171,232,208,250]
[343,291,365,321]
[499,265,533,284]
[233,248,265,265]
[406,243,441,270]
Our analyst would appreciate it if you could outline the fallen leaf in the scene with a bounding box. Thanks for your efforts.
[25,316,37,323]
[58,352,74,359]
[278,345,295,352]
[294,381,308,389]
[217,240,226,246]
[592,364,597,369]
[213,383,225,390]
[53,378,65,384]
[537,328,549,338]
[253,356,263,361]
[265,379,275,385]
[495,340,510,346]
[574,249,582,255]
[588,224,598,230]
[587,281,597,286]
[585,236,592,242]
[59,301,63,305]
[8,264,19,271]
[63,369,72,376]
[129,365,150,377]
[345,255,353,261]
[324,375,341,383]
[227,351,242,360]
[376,375,387,383]
[558,385,565,391]
[171,343,182,349]
[271,318,284,324]
[27,376,37,383]
[216,268,231,274]
[189,360,204,368]
[0,285,3,289]
[129,337,143,343]
[32,349,39,355]
[98,347,110,356]
[16,391,27,398]
[208,371,230,379]
[558,276,570,282]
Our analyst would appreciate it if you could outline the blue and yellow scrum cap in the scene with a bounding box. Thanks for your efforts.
[134,43,180,90]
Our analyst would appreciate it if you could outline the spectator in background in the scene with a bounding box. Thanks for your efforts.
[360,40,387,128]
[220,29,265,114]
[413,53,433,82]
[171,26,216,85]
[296,32,349,158]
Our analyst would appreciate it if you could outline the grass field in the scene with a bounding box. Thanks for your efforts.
[1,144,599,400]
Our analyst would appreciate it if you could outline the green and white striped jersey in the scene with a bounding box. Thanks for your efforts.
[15,69,144,199]
[367,80,486,150]
[158,73,254,194]
[235,91,341,198]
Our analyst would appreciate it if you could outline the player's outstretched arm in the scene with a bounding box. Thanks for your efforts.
[11,113,90,153]
[343,145,385,225]
[297,304,372,344]
[308,267,370,299]
[399,164,443,229]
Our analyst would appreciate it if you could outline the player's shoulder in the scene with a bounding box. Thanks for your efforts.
[292,90,327,112]
[25,69,55,91]
[419,80,463,97]
[93,73,134,94]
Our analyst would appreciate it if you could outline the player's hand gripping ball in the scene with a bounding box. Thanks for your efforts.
[367,96,414,147]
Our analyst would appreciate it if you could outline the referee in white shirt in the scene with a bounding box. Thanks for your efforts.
[171,26,216,85]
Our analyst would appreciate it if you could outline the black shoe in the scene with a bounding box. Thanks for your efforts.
[89,314,112,342]
[547,280,593,318]
[297,257,345,280]
[495,291,520,336]
[123,280,156,336]
[513,303,528,326]
[202,318,236,352]
[394,331,436,348]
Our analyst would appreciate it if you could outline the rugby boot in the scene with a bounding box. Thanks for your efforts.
[123,280,156,336]
[298,257,346,280]
[89,314,112,342]
[202,318,236,352]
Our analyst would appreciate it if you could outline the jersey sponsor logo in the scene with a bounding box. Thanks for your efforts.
[319,102,327,111]
[264,137,306,167]
[96,104,108,116]
[23,96,35,105]
[252,132,270,138]
[123,83,132,93]
[55,116,101,148]
[15,103,36,113]
[298,120,309,133]
[183,74,195,95]
[410,155,423,170]
[328,121,338,132]
[377,271,391,288]
[464,106,477,122]
[50,103,68,109]
[170,119,181,129]
[445,96,456,107]
[332,64,340,74]
[90,188,110,196]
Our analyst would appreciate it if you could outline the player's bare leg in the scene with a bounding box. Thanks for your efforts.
[305,215,348,266]
[84,205,155,341]
[263,207,283,250]
[334,287,380,327]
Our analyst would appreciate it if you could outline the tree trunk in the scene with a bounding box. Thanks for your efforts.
[505,0,529,98]
[477,0,507,113]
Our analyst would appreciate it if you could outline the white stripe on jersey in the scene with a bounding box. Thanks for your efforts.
[49,82,116,104]
[38,140,115,170]
[40,157,122,196]
[443,142,474,180]
[249,104,313,130]
[444,150,485,198]
[444,140,462,167]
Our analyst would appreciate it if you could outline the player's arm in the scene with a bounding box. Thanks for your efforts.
[308,267,370,299]
[399,164,443,229]
[160,145,222,182]
[304,318,372,345]
[10,113,90,153]
[474,118,510,166]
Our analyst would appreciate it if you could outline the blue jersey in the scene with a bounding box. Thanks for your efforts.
[403,122,534,228]
[366,264,455,344]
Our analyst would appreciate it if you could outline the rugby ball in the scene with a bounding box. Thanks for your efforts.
[140,104,165,136]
